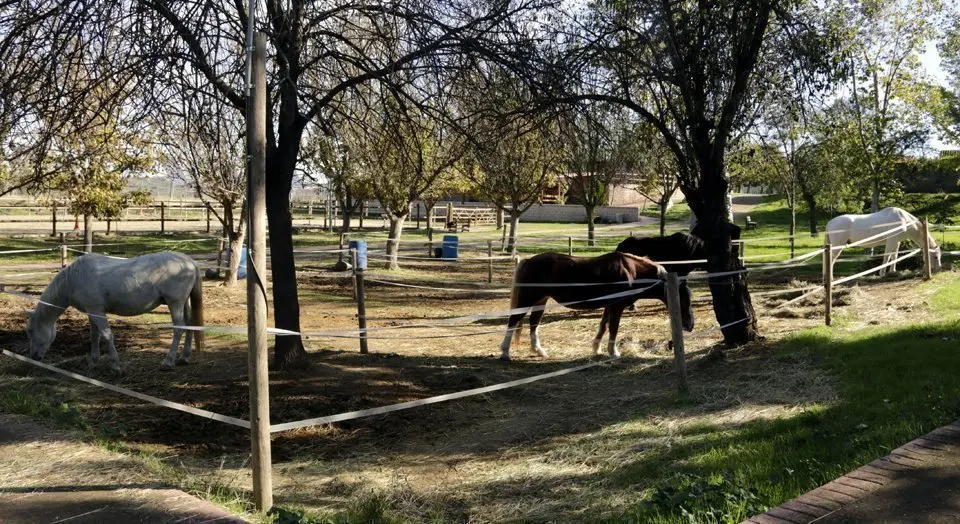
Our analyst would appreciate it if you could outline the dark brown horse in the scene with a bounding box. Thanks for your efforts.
[615,232,707,276]
[499,251,694,361]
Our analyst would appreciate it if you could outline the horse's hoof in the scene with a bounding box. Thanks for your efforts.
[536,350,548,359]
[499,355,511,362]
[175,357,190,366]
[159,363,175,371]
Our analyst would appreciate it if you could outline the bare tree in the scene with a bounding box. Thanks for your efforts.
[461,67,562,253]
[345,83,465,270]
[549,0,839,344]
[128,0,552,367]
[629,123,680,237]
[560,104,637,245]
[155,78,248,286]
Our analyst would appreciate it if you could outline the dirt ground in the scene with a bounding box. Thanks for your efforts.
[0,414,244,523]
[0,247,947,522]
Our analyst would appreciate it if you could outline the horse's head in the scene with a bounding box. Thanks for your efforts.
[615,236,638,253]
[25,310,56,361]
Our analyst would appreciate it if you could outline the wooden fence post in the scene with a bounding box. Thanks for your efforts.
[487,240,493,283]
[823,242,833,326]
[59,233,66,268]
[568,236,573,256]
[353,248,369,354]
[922,217,932,281]
[160,202,166,234]
[51,203,57,237]
[665,272,689,393]
[738,240,745,266]
[246,31,272,512]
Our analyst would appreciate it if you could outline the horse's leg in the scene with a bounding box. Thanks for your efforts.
[499,312,526,361]
[87,318,100,367]
[607,306,626,358]
[890,240,900,274]
[593,309,610,355]
[528,300,549,358]
[88,314,120,373]
[880,239,897,276]
[161,302,186,370]
[177,303,192,366]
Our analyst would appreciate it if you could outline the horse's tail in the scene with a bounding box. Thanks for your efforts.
[190,264,205,351]
[510,258,527,344]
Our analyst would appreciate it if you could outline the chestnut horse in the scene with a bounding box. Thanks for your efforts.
[499,252,694,361]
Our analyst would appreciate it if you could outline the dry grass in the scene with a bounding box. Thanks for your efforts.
[0,253,945,522]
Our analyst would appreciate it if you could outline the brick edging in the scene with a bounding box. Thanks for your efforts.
[743,419,960,524]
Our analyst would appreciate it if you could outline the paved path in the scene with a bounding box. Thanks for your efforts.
[0,414,246,524]
[746,420,960,523]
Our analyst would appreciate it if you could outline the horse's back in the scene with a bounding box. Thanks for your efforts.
[69,252,198,315]
[826,207,916,246]
[520,251,658,287]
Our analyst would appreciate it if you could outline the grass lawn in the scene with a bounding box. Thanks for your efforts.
[614,271,960,522]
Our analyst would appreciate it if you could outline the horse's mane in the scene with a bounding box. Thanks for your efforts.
[39,260,75,308]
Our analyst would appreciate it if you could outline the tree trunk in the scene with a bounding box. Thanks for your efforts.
[339,188,355,234]
[224,229,246,287]
[688,170,759,346]
[496,208,504,230]
[83,214,92,253]
[340,205,352,233]
[585,206,596,247]
[789,204,796,242]
[385,214,407,270]
[425,203,434,238]
[871,178,880,213]
[221,203,248,287]
[507,212,520,254]
[266,137,308,368]
[659,197,669,237]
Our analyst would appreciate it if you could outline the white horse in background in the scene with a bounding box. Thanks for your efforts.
[26,252,204,372]
[825,207,941,276]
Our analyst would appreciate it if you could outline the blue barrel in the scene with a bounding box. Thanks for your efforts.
[348,239,368,270]
[441,235,458,260]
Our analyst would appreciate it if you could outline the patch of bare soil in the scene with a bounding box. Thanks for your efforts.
[0,252,945,522]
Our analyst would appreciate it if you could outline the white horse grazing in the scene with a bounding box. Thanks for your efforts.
[26,252,204,371]
[825,207,941,276]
